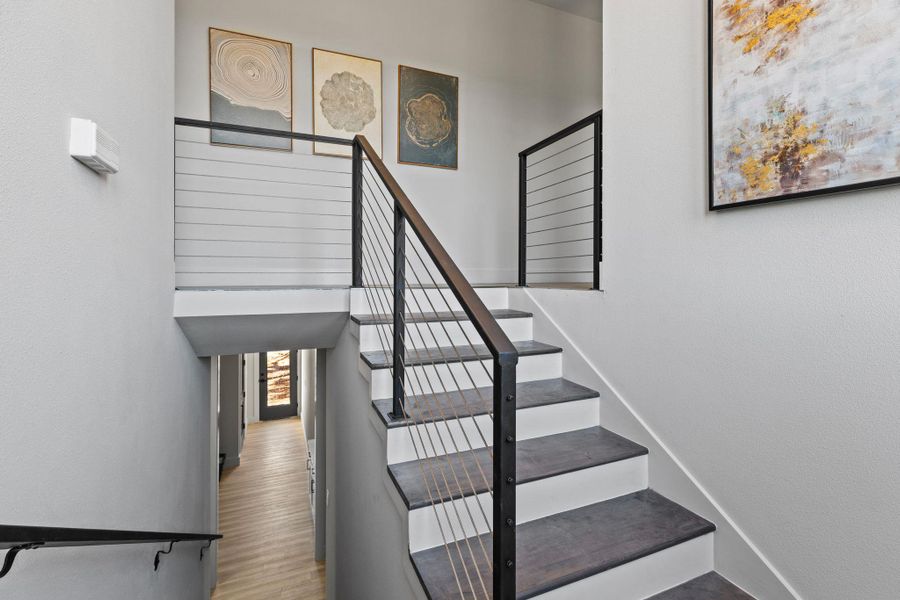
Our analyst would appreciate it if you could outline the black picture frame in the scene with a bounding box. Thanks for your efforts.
[707,0,900,211]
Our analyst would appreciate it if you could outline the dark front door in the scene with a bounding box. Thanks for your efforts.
[259,350,297,421]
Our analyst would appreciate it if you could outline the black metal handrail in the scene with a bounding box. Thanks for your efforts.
[353,135,519,599]
[0,525,222,579]
[169,117,518,598]
[519,110,602,289]
[174,117,354,147]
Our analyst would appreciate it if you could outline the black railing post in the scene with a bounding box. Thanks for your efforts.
[494,355,517,600]
[592,112,603,290]
[351,138,363,287]
[391,202,406,419]
[518,154,527,287]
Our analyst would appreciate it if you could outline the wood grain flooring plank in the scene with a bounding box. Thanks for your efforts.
[213,418,326,600]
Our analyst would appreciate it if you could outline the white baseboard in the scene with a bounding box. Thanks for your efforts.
[511,287,801,600]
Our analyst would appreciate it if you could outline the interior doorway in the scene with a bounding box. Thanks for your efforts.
[259,350,297,420]
[212,349,326,599]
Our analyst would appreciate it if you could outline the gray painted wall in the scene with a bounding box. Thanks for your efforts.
[174,0,603,284]
[325,324,417,600]
[315,349,328,562]
[0,1,213,598]
[300,349,317,443]
[219,355,243,468]
[522,2,900,598]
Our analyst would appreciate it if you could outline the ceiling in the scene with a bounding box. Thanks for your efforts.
[528,0,603,22]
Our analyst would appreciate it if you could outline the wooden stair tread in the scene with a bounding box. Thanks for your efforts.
[389,426,648,509]
[648,572,755,599]
[352,308,532,326]
[361,340,561,370]
[410,490,716,599]
[372,378,599,428]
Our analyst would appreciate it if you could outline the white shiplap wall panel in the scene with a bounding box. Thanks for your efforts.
[175,125,352,288]
[176,156,350,188]
[176,173,349,203]
[175,239,350,259]
[175,222,348,244]
[176,190,350,216]
[175,256,350,272]
[175,206,350,230]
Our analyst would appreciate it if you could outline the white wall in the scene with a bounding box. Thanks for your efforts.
[523,2,900,598]
[325,324,417,600]
[219,355,243,468]
[174,0,603,284]
[300,349,317,442]
[0,2,213,598]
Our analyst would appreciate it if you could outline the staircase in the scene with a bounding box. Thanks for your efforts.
[351,288,755,599]
[171,118,765,598]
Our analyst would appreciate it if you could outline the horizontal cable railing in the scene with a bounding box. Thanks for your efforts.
[171,117,519,597]
[173,118,353,289]
[0,524,221,579]
[519,110,602,290]
[353,136,518,599]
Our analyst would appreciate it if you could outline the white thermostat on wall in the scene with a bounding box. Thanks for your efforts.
[69,118,120,174]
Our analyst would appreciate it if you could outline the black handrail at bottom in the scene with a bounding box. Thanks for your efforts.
[0,525,222,579]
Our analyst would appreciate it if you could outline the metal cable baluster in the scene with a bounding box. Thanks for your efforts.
[354,137,519,599]
[367,169,502,571]
[359,212,494,566]
[359,194,496,470]
[358,192,488,598]
[359,198,494,586]
[357,225,475,599]
[362,167,499,421]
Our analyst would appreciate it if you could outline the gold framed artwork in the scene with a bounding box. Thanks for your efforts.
[209,27,293,151]
[398,65,459,169]
[312,48,383,158]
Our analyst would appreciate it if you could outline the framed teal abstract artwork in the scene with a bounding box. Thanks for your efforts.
[398,66,458,169]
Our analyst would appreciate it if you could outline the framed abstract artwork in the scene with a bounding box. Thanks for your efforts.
[312,48,382,158]
[709,1,900,210]
[209,28,293,151]
[398,65,459,169]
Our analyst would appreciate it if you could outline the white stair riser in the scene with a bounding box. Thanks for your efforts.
[350,287,509,315]
[407,455,648,552]
[365,353,562,400]
[534,534,714,600]
[356,317,533,352]
[384,397,599,464]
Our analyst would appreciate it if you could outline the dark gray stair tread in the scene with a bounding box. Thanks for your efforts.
[361,340,561,370]
[352,308,532,326]
[373,378,599,428]
[389,426,647,509]
[648,572,755,599]
[410,490,716,600]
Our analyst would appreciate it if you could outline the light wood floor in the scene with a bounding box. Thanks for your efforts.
[213,417,326,600]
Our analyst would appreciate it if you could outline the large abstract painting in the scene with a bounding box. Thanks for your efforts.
[398,66,459,169]
[209,28,292,151]
[709,1,900,209]
[313,48,382,158]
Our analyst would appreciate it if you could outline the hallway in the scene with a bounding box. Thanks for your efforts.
[213,418,326,599]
